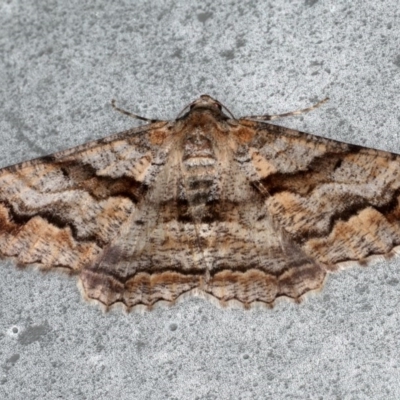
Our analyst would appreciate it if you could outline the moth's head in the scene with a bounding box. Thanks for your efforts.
[190,95,223,112]
[176,95,235,120]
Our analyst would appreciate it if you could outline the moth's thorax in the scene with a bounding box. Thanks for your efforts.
[182,129,216,167]
[179,109,227,167]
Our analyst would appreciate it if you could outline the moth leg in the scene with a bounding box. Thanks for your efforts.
[111,99,162,123]
[241,98,329,122]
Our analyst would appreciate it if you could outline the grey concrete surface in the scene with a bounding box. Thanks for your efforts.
[1,0,400,399]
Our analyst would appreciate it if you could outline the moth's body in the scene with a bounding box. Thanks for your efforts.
[86,101,293,307]
[0,95,399,310]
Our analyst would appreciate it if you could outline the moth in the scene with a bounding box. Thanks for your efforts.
[0,94,399,311]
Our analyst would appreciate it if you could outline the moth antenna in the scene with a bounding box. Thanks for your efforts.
[175,102,192,119]
[217,101,236,120]
[241,97,329,122]
[111,99,161,123]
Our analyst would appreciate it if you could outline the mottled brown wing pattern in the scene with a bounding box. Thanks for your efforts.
[242,122,400,266]
[1,94,399,311]
[0,122,170,273]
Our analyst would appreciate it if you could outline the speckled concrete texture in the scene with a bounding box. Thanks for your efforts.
[1,1,400,399]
